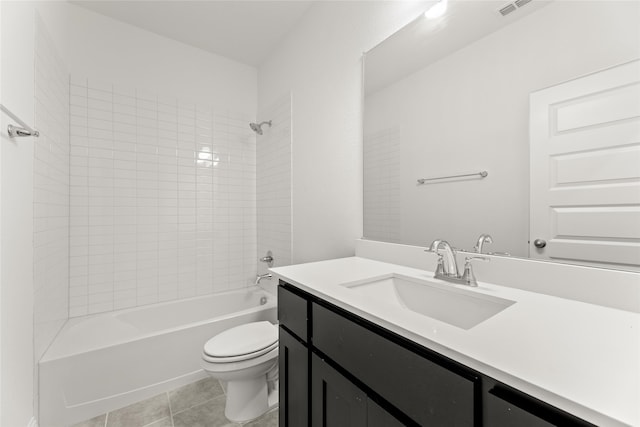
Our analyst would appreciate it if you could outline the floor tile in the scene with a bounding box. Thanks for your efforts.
[70,413,106,427]
[172,395,240,427]
[143,416,173,427]
[244,408,278,427]
[168,377,225,414]
[106,393,170,427]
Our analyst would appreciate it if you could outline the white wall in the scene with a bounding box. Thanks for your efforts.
[0,2,36,425]
[258,1,428,264]
[257,93,292,293]
[364,1,640,256]
[1,2,4,421]
[37,1,256,113]
[33,14,71,416]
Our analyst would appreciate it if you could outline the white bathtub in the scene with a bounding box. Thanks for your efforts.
[39,287,277,427]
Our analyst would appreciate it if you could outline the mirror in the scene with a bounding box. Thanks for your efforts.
[363,0,640,270]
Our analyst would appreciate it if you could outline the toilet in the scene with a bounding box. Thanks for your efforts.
[201,321,279,422]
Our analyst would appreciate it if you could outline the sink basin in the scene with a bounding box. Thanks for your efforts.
[342,274,515,329]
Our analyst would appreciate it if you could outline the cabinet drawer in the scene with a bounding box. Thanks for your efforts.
[485,391,554,427]
[278,284,309,342]
[485,386,595,427]
[313,303,477,426]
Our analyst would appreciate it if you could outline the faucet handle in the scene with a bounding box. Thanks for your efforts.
[461,256,489,287]
[487,251,511,257]
[465,255,490,263]
[260,250,274,267]
[434,254,445,277]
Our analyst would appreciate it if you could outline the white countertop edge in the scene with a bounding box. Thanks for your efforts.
[271,256,639,427]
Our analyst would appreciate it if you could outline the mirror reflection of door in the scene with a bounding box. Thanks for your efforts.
[530,60,640,270]
[363,0,640,270]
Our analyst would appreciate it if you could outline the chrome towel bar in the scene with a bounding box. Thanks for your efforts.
[0,104,40,138]
[417,170,487,185]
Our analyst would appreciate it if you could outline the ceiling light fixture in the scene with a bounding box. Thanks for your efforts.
[424,0,448,19]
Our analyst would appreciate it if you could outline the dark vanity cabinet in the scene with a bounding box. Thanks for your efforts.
[278,285,310,427]
[311,352,406,427]
[311,353,367,427]
[278,281,595,427]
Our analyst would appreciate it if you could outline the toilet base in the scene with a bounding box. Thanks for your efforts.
[267,386,279,409]
[225,376,278,422]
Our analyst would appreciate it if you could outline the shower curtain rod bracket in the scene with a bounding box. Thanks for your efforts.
[8,124,40,138]
[1,104,40,138]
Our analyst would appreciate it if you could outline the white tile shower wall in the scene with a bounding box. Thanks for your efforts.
[363,127,401,243]
[257,94,292,274]
[33,15,70,363]
[69,78,256,316]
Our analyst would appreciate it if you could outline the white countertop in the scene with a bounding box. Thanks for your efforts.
[271,256,640,427]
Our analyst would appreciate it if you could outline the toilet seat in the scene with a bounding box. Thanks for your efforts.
[203,321,278,363]
[200,320,280,422]
[202,346,278,368]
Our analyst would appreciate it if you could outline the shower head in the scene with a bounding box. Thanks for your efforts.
[249,120,272,135]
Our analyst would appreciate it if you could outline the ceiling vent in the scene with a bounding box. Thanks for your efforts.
[499,3,517,16]
[514,0,532,7]
[499,0,532,16]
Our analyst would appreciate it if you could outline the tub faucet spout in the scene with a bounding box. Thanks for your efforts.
[255,273,272,285]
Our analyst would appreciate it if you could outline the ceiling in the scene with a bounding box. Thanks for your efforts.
[365,0,552,95]
[70,0,315,67]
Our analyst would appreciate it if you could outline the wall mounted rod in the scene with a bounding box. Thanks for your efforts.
[417,170,488,185]
[0,104,40,138]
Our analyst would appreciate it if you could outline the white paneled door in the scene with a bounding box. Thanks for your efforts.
[530,59,640,269]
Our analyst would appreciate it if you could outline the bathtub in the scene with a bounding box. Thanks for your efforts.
[39,287,277,427]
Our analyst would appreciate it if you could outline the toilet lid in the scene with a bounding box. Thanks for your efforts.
[204,321,277,358]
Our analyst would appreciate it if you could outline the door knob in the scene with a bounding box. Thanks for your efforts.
[533,239,547,249]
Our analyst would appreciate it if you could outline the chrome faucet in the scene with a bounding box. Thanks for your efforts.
[428,239,459,277]
[474,234,511,256]
[255,273,272,285]
[427,239,489,287]
[474,234,493,254]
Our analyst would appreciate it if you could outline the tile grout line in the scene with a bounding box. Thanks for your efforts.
[171,396,216,418]
[166,391,175,427]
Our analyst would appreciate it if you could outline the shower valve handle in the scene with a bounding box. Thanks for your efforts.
[260,251,274,267]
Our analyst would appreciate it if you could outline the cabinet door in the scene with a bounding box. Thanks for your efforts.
[368,400,405,427]
[312,354,367,427]
[279,327,308,427]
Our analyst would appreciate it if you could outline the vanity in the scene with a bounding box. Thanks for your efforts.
[271,3,640,425]
[271,243,639,427]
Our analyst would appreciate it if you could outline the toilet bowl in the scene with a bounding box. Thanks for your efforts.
[201,321,279,422]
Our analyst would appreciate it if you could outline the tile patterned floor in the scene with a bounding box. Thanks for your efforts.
[71,378,278,427]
